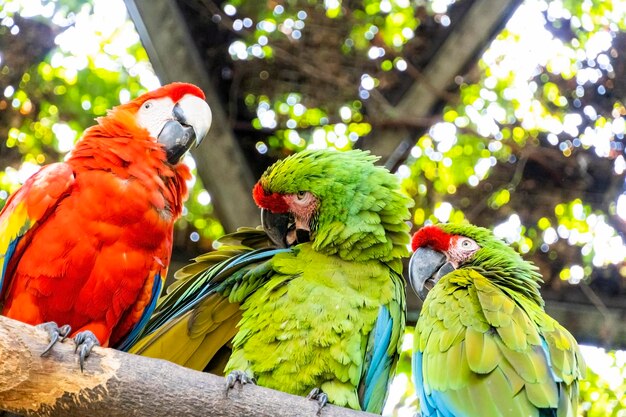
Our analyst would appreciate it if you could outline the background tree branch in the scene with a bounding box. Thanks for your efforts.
[0,316,376,417]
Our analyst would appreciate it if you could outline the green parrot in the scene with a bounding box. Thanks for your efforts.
[408,223,586,417]
[129,149,413,413]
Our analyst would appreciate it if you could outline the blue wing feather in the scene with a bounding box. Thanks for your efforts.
[364,306,393,388]
[413,351,460,417]
[116,273,163,351]
[540,336,562,383]
[360,305,394,413]
[0,236,20,297]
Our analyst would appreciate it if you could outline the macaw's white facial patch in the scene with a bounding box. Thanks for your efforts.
[135,96,176,139]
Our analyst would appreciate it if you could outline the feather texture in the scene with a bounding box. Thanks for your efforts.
[0,84,200,348]
[412,224,585,417]
[131,149,413,414]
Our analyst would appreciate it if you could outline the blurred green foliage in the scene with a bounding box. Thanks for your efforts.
[578,348,626,416]
[223,0,446,156]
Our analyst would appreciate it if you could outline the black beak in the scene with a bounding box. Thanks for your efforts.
[156,92,212,165]
[157,103,197,165]
[261,209,310,248]
[408,247,456,301]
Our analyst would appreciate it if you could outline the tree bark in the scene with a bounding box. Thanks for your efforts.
[0,316,375,417]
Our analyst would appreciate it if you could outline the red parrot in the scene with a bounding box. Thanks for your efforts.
[0,82,212,368]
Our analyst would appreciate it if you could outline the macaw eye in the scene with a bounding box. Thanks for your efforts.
[297,191,307,200]
[143,101,153,110]
[459,237,479,251]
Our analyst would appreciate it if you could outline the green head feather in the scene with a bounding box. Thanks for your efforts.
[440,223,545,307]
[258,149,413,270]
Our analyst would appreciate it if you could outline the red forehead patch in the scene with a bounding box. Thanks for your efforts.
[118,82,205,112]
[156,82,205,102]
[140,82,205,102]
[411,225,452,252]
[252,182,289,213]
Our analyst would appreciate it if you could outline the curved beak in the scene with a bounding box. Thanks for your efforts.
[408,247,456,301]
[261,209,310,248]
[157,94,212,164]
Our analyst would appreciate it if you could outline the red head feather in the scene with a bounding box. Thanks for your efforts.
[411,225,452,252]
[252,182,289,213]
[117,82,206,113]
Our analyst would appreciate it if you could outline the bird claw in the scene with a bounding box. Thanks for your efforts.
[224,370,255,396]
[73,330,100,372]
[37,322,72,356]
[307,387,328,415]
[37,323,100,372]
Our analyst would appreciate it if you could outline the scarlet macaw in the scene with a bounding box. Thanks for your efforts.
[0,82,212,368]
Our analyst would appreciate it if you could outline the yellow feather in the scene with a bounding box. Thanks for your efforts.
[184,316,239,371]
[189,294,241,337]
[444,341,471,390]
[497,352,525,394]
[524,378,559,409]
[465,327,499,374]
[129,295,242,371]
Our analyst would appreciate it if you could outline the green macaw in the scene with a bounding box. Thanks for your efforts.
[408,223,586,417]
[129,149,413,413]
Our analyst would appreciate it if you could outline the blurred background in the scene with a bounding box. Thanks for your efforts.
[1,0,625,414]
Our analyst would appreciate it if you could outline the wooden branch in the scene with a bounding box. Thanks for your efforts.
[0,316,375,417]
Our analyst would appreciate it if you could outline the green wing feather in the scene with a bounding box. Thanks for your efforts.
[416,269,585,417]
[128,228,284,372]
